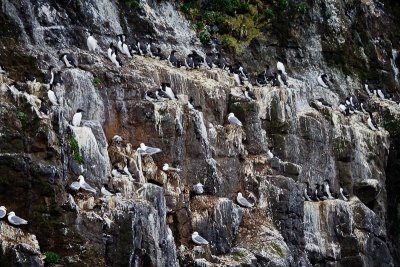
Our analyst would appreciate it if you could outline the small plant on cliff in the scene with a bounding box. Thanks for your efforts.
[92,76,102,87]
[44,251,60,264]
[69,137,84,164]
[198,26,211,44]
[16,111,28,130]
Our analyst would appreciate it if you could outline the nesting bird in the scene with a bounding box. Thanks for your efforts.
[228,113,243,126]
[69,175,96,193]
[162,163,181,172]
[86,31,98,51]
[192,231,209,245]
[72,109,84,126]
[192,182,204,195]
[244,87,257,101]
[8,211,28,226]
[137,143,162,155]
[0,206,6,219]
[317,74,329,88]
[236,192,253,208]
[59,52,77,68]
[367,112,379,131]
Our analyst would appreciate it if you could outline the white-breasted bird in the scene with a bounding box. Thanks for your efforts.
[72,109,84,126]
[69,175,96,193]
[277,61,287,75]
[86,31,98,51]
[162,163,181,172]
[367,112,379,131]
[137,143,162,155]
[317,74,329,88]
[8,211,28,226]
[192,231,209,245]
[228,113,243,126]
[101,184,115,196]
[47,89,59,106]
[0,206,6,219]
[244,87,257,101]
[236,192,254,208]
[193,182,204,194]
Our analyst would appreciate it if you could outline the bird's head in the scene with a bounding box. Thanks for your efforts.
[8,211,15,216]
[77,108,84,113]
[140,143,146,149]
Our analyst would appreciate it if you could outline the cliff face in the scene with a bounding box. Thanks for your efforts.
[0,0,400,266]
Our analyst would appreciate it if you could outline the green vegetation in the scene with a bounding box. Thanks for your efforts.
[231,250,245,261]
[16,111,28,130]
[119,0,139,8]
[69,137,84,164]
[180,0,308,53]
[44,251,60,264]
[92,76,102,87]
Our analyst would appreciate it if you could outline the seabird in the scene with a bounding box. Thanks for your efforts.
[228,113,243,126]
[111,47,123,68]
[236,192,254,208]
[315,97,332,108]
[117,34,126,53]
[277,70,288,86]
[108,43,115,61]
[192,232,209,245]
[205,53,215,69]
[360,100,371,113]
[59,52,77,68]
[317,74,329,88]
[156,89,170,100]
[111,166,127,178]
[267,149,274,159]
[0,64,6,74]
[277,61,287,75]
[367,112,379,131]
[25,72,36,83]
[339,183,350,201]
[112,135,123,144]
[86,31,98,51]
[101,184,115,196]
[0,206,6,219]
[137,143,162,155]
[122,41,132,58]
[324,179,335,199]
[162,163,181,172]
[147,42,158,58]
[144,90,158,102]
[272,72,281,87]
[44,65,55,86]
[244,87,257,101]
[7,211,28,226]
[52,71,64,87]
[256,72,267,86]
[303,182,314,201]
[47,88,59,106]
[376,88,386,100]
[137,40,148,56]
[161,82,177,100]
[168,50,179,67]
[316,184,326,200]
[216,53,229,70]
[154,47,167,60]
[350,95,360,110]
[185,55,194,69]
[69,175,96,193]
[123,164,134,180]
[364,84,374,96]
[193,182,204,194]
[72,109,84,127]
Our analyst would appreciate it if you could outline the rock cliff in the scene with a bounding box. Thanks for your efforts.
[0,0,400,266]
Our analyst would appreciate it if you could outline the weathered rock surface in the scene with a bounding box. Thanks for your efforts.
[0,0,400,266]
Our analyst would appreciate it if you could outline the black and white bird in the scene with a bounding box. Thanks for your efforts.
[339,183,350,201]
[7,211,28,226]
[86,31,98,51]
[44,65,55,86]
[137,143,162,155]
[304,182,315,201]
[72,109,84,127]
[277,61,287,75]
[376,88,386,100]
[111,166,128,178]
[216,53,229,70]
[360,100,371,113]
[154,47,167,60]
[192,231,209,245]
[192,182,204,195]
[101,184,115,196]
[69,175,96,193]
[185,55,194,69]
[277,70,288,86]
[315,98,332,108]
[316,184,326,200]
[205,52,215,69]
[108,43,115,61]
[122,40,132,58]
[244,87,257,101]
[350,94,360,110]
[317,74,329,88]
[137,40,148,56]
[117,34,126,53]
[168,50,179,67]
[0,206,6,219]
[111,48,123,68]
[237,63,249,81]
[324,179,335,199]
[0,64,6,74]
[228,113,243,126]
[236,192,254,208]
[53,71,63,87]
[47,88,59,106]
[59,52,77,68]
[161,82,177,100]
[367,112,379,131]
[338,102,350,116]
[25,72,36,83]
[156,89,170,100]
[364,83,374,96]
[144,90,158,102]
[147,42,158,58]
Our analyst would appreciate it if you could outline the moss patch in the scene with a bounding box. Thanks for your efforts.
[68,137,84,164]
